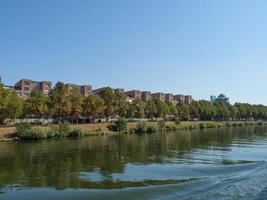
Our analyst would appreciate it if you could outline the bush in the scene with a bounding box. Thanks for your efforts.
[135,122,148,133]
[257,121,264,126]
[16,123,33,134]
[199,123,205,129]
[46,122,70,138]
[16,123,46,140]
[158,121,166,131]
[175,119,181,126]
[69,128,84,137]
[115,118,127,132]
[166,124,177,131]
[205,123,217,128]
[107,118,128,132]
[146,125,157,133]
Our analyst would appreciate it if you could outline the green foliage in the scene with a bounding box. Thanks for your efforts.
[46,121,70,138]
[146,125,157,133]
[0,85,23,124]
[16,123,46,140]
[48,82,70,120]
[24,92,48,118]
[133,122,157,134]
[98,87,115,121]
[82,94,104,120]
[107,118,128,132]
[133,98,145,119]
[158,121,166,131]
[135,122,148,133]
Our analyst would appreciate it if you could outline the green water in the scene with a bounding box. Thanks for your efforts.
[1,126,267,199]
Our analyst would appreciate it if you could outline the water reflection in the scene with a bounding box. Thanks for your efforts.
[0,126,267,196]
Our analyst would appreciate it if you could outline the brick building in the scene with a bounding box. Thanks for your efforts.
[15,79,52,98]
[141,91,152,102]
[66,84,92,96]
[151,93,165,102]
[185,95,193,104]
[173,95,185,103]
[125,90,142,100]
[165,93,174,102]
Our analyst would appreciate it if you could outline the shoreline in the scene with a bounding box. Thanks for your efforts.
[0,121,265,141]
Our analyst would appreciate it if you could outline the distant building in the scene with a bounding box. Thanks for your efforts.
[210,95,217,104]
[93,87,110,94]
[173,95,185,103]
[165,93,174,102]
[15,79,52,98]
[185,95,193,104]
[125,90,142,100]
[114,88,125,93]
[152,93,165,102]
[66,84,92,96]
[141,91,152,101]
[210,94,229,104]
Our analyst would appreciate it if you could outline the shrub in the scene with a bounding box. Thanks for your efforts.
[107,118,128,132]
[146,125,157,133]
[46,122,70,138]
[69,128,84,137]
[16,123,33,134]
[158,121,166,131]
[205,123,217,128]
[16,123,46,140]
[166,124,177,131]
[199,123,205,129]
[257,121,264,126]
[175,119,181,126]
[135,122,148,133]
[115,118,127,132]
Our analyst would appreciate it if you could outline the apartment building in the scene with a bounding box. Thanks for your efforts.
[173,95,185,103]
[125,90,142,100]
[15,79,52,98]
[185,95,193,104]
[152,93,165,102]
[66,84,92,96]
[141,91,152,102]
[114,88,125,93]
[165,93,174,102]
[92,87,109,94]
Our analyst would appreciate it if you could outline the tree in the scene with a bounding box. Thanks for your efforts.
[145,100,157,119]
[0,85,23,124]
[24,91,48,119]
[114,91,127,117]
[98,87,115,122]
[69,88,83,123]
[125,102,135,119]
[82,94,105,121]
[48,82,71,121]
[0,84,10,124]
[166,101,177,117]
[133,98,145,119]
[5,91,23,123]
[176,101,190,120]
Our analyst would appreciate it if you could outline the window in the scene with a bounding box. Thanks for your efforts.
[24,87,30,91]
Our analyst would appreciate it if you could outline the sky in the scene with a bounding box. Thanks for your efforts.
[1,0,267,104]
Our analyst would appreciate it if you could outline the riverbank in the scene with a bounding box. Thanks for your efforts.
[0,121,265,141]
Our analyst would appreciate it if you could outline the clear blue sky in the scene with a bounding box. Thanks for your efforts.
[1,0,267,104]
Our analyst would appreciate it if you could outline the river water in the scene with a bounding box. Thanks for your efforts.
[1,126,267,200]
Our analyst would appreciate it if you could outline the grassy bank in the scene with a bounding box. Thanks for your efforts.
[0,120,265,141]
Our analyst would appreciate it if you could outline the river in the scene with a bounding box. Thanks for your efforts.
[1,126,267,200]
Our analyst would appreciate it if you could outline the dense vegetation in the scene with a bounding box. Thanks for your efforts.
[1,82,267,125]
[16,122,102,140]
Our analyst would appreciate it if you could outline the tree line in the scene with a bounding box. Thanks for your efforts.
[1,82,267,124]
